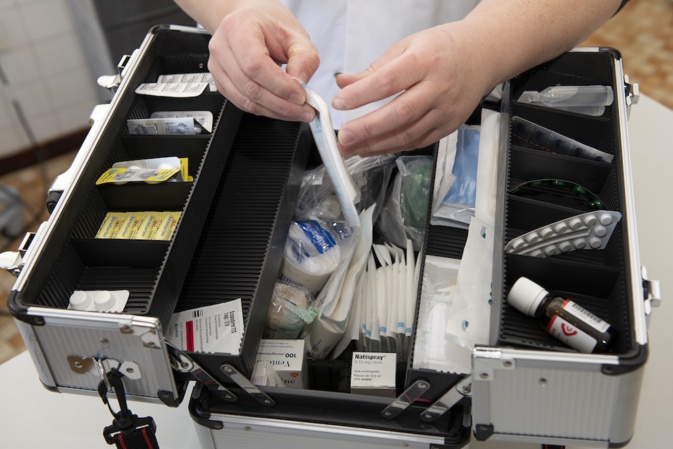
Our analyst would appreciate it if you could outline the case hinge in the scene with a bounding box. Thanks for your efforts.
[381,379,431,419]
[220,364,276,407]
[420,376,472,422]
[166,342,238,403]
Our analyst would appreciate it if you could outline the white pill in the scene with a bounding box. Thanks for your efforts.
[531,250,545,258]
[574,239,587,249]
[94,291,115,311]
[589,237,603,249]
[559,241,573,252]
[544,246,558,256]
[568,218,584,230]
[599,213,614,225]
[526,232,541,243]
[594,225,608,237]
[69,291,91,310]
[554,222,569,234]
[540,227,554,238]
[584,214,597,226]
[511,238,525,249]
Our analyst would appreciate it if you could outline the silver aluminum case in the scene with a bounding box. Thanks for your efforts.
[471,48,649,446]
[8,25,214,406]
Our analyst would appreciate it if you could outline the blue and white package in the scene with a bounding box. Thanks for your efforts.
[433,126,481,228]
[280,220,350,294]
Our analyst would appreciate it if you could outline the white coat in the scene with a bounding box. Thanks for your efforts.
[280,0,481,127]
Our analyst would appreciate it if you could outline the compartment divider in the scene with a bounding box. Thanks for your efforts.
[98,183,193,211]
[175,114,311,376]
[71,239,169,268]
[509,145,611,193]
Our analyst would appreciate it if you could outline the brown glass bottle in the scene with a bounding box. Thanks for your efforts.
[508,277,616,353]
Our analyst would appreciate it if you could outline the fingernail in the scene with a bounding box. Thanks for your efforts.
[289,92,305,105]
[338,129,354,145]
[332,97,346,110]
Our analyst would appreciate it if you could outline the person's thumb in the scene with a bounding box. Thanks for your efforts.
[286,42,320,84]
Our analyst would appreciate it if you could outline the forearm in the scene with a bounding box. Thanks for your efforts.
[174,0,245,32]
[454,0,623,94]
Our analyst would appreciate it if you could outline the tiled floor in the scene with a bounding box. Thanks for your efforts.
[1,0,672,365]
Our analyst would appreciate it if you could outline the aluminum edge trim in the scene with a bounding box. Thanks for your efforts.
[612,57,648,346]
[210,414,446,445]
[473,346,620,365]
[11,30,158,294]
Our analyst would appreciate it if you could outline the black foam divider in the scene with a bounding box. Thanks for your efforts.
[175,114,311,376]
[98,183,192,211]
[509,145,611,194]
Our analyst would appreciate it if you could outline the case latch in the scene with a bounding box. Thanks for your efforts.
[97,52,136,93]
[0,250,22,276]
[642,266,661,321]
[0,230,32,276]
[624,74,640,117]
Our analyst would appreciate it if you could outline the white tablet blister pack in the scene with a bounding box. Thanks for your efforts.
[505,210,622,257]
[67,290,130,313]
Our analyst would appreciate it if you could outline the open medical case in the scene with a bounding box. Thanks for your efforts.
[4,26,657,448]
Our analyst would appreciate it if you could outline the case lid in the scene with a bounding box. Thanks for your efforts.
[507,277,548,317]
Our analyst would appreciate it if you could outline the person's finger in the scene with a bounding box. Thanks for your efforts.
[285,40,320,85]
[339,115,444,158]
[224,29,308,102]
[210,43,315,121]
[336,81,439,147]
[332,48,423,111]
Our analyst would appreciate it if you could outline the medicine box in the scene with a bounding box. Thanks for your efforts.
[254,339,307,389]
[350,352,396,398]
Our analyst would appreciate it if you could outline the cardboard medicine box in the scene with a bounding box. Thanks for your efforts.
[254,339,307,389]
[350,352,396,398]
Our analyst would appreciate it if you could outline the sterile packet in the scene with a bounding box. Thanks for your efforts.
[432,125,481,229]
[376,155,433,251]
[264,282,318,340]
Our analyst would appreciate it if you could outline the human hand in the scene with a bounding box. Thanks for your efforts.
[207,0,319,122]
[332,23,494,157]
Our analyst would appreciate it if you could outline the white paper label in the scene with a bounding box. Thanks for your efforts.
[127,117,197,135]
[135,82,208,98]
[561,299,611,333]
[547,315,597,353]
[167,299,244,354]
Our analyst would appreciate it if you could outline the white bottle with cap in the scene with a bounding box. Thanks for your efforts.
[507,277,615,353]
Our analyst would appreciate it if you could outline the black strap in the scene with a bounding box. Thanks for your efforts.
[98,368,160,449]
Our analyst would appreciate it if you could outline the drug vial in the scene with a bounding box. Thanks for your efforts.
[507,277,615,353]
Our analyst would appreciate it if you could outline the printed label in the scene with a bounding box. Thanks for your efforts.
[167,299,244,354]
[561,299,610,333]
[128,117,198,135]
[297,221,337,254]
[547,316,597,353]
[135,82,208,98]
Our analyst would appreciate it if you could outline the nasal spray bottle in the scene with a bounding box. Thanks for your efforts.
[507,277,615,353]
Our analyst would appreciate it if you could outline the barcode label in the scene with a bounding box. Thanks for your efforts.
[562,299,611,333]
